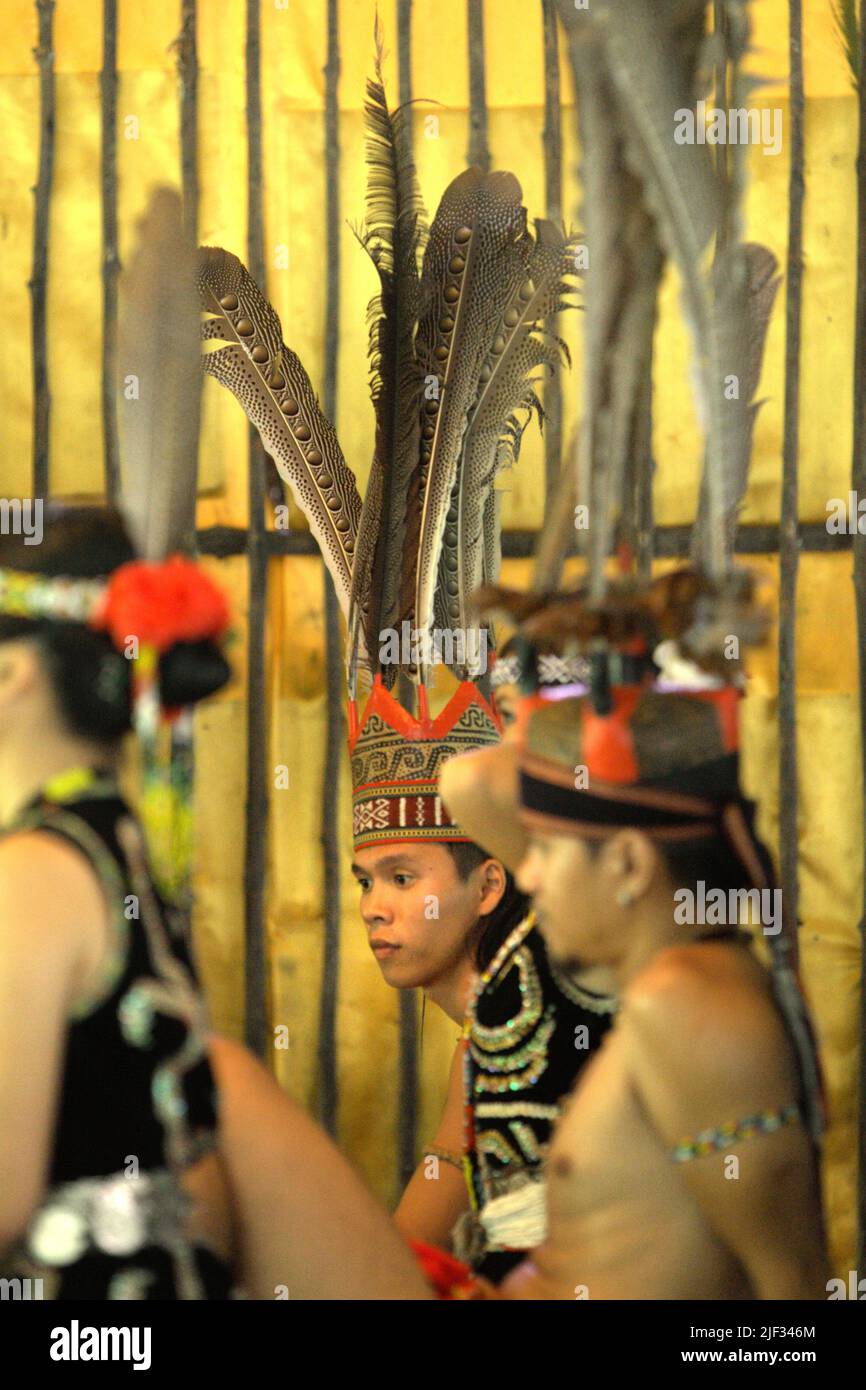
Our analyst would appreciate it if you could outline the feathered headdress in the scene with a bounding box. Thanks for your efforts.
[472,2,821,1141]
[198,40,579,850]
[550,0,780,596]
[466,0,779,711]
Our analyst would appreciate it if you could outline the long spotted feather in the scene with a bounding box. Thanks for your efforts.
[408,168,529,680]
[347,29,426,691]
[449,219,578,655]
[118,187,202,560]
[198,247,361,615]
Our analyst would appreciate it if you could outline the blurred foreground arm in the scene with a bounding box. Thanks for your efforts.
[440,743,528,873]
[209,1035,433,1300]
[395,1043,469,1247]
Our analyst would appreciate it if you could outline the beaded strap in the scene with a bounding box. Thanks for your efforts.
[424,1145,463,1173]
[671,1102,801,1163]
[0,568,105,623]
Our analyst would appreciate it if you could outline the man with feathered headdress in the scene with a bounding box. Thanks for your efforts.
[439,0,827,1299]
[199,33,619,1283]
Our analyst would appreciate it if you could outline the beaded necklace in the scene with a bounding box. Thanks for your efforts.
[461,912,536,1212]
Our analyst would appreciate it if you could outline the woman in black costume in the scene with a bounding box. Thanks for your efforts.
[0,508,429,1301]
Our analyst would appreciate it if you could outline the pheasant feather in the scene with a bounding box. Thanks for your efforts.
[451,219,578,650]
[347,25,426,690]
[409,168,529,680]
[693,241,781,558]
[118,187,202,561]
[580,0,725,574]
[198,247,361,616]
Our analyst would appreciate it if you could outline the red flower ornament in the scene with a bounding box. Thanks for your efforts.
[91,556,231,654]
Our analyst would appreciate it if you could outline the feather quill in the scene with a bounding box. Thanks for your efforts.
[555,9,641,596]
[198,247,361,616]
[693,241,781,559]
[347,26,427,690]
[453,219,577,647]
[532,427,579,593]
[556,2,669,595]
[568,0,727,575]
[408,168,529,680]
[118,187,202,561]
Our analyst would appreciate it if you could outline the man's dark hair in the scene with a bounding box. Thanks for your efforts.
[584,804,775,903]
[661,829,773,900]
[445,840,530,971]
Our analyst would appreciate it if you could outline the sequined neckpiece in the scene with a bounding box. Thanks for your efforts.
[455,912,615,1278]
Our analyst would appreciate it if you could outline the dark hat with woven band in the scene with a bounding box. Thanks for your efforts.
[518,685,747,845]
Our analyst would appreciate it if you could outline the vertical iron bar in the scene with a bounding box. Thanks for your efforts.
[30,0,56,501]
[396,0,420,1190]
[780,0,804,971]
[173,2,201,928]
[466,0,490,172]
[318,0,343,1137]
[541,0,563,525]
[397,0,412,116]
[853,0,866,1275]
[244,0,269,1057]
[100,1,120,505]
[177,0,199,242]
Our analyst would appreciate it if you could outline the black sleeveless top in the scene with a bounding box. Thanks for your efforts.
[0,773,233,1300]
[461,914,616,1283]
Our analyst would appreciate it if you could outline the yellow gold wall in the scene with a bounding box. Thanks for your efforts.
[0,0,858,1276]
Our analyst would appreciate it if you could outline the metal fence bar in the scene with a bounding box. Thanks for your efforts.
[100,1,120,505]
[177,0,199,242]
[30,0,56,501]
[398,0,413,115]
[541,0,563,523]
[395,0,420,1195]
[197,522,845,561]
[317,0,343,1138]
[243,0,270,1058]
[466,0,490,172]
[853,0,866,1278]
[780,0,804,972]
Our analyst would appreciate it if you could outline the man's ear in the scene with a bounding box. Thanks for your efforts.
[602,829,660,903]
[477,857,507,917]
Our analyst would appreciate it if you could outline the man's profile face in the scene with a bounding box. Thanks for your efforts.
[517,832,608,968]
[351,842,482,991]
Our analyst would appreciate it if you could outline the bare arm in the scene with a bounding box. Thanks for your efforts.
[395,1042,469,1247]
[208,1035,433,1300]
[0,833,107,1248]
[624,955,828,1300]
[440,744,527,874]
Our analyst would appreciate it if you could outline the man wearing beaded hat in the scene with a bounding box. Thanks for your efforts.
[490,668,827,1300]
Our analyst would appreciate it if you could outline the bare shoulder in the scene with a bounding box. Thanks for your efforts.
[624,940,775,1025]
[621,942,796,1092]
[0,829,107,955]
[0,828,101,904]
